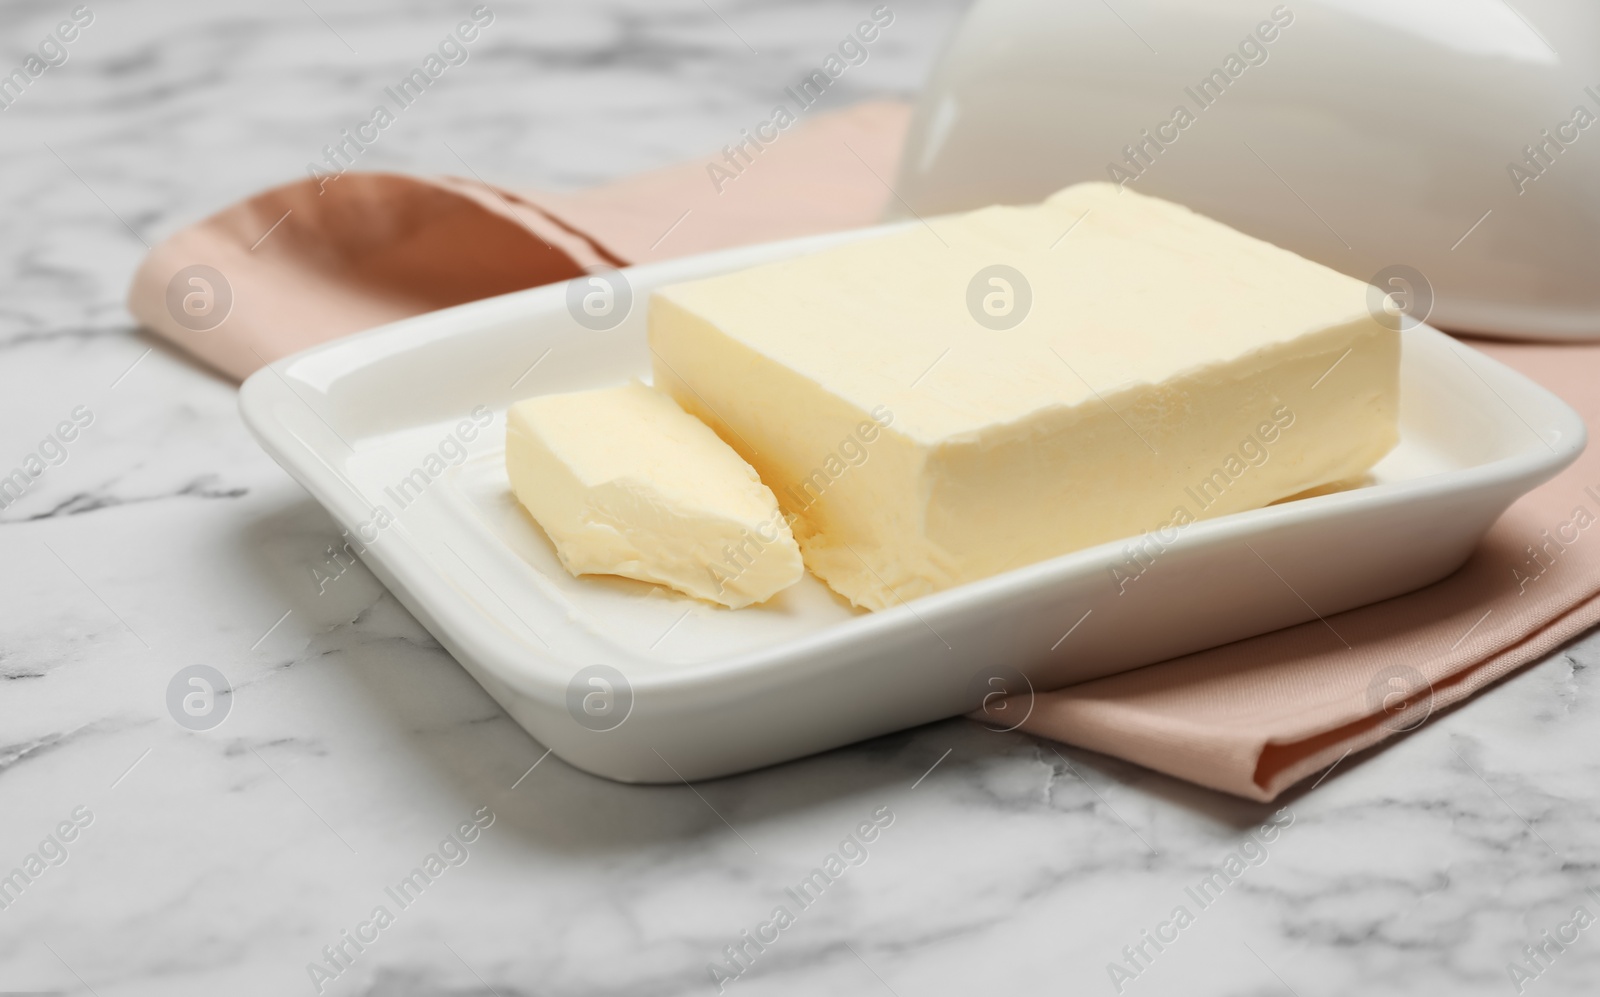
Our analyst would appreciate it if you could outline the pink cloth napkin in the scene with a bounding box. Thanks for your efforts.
[127,100,1600,800]
[1020,340,1600,799]
[129,101,909,382]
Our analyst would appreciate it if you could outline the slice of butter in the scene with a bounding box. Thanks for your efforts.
[505,382,804,608]
[650,182,1401,611]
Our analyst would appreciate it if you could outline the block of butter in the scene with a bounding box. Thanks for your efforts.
[505,382,804,608]
[650,182,1400,611]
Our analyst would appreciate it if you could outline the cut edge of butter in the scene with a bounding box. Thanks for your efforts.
[505,381,805,609]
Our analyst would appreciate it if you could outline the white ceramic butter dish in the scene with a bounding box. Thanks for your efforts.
[240,225,1584,782]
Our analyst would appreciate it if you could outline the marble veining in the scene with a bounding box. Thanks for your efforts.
[2,0,1599,994]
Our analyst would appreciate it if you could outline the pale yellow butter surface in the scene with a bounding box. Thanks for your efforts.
[649,182,1400,610]
[506,382,804,608]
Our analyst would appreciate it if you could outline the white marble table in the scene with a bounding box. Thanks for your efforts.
[3,1,1598,994]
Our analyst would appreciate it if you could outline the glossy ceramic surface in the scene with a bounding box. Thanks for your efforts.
[896,0,1600,340]
[240,224,1584,783]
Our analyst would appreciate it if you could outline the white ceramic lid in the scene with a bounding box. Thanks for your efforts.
[895,0,1600,341]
